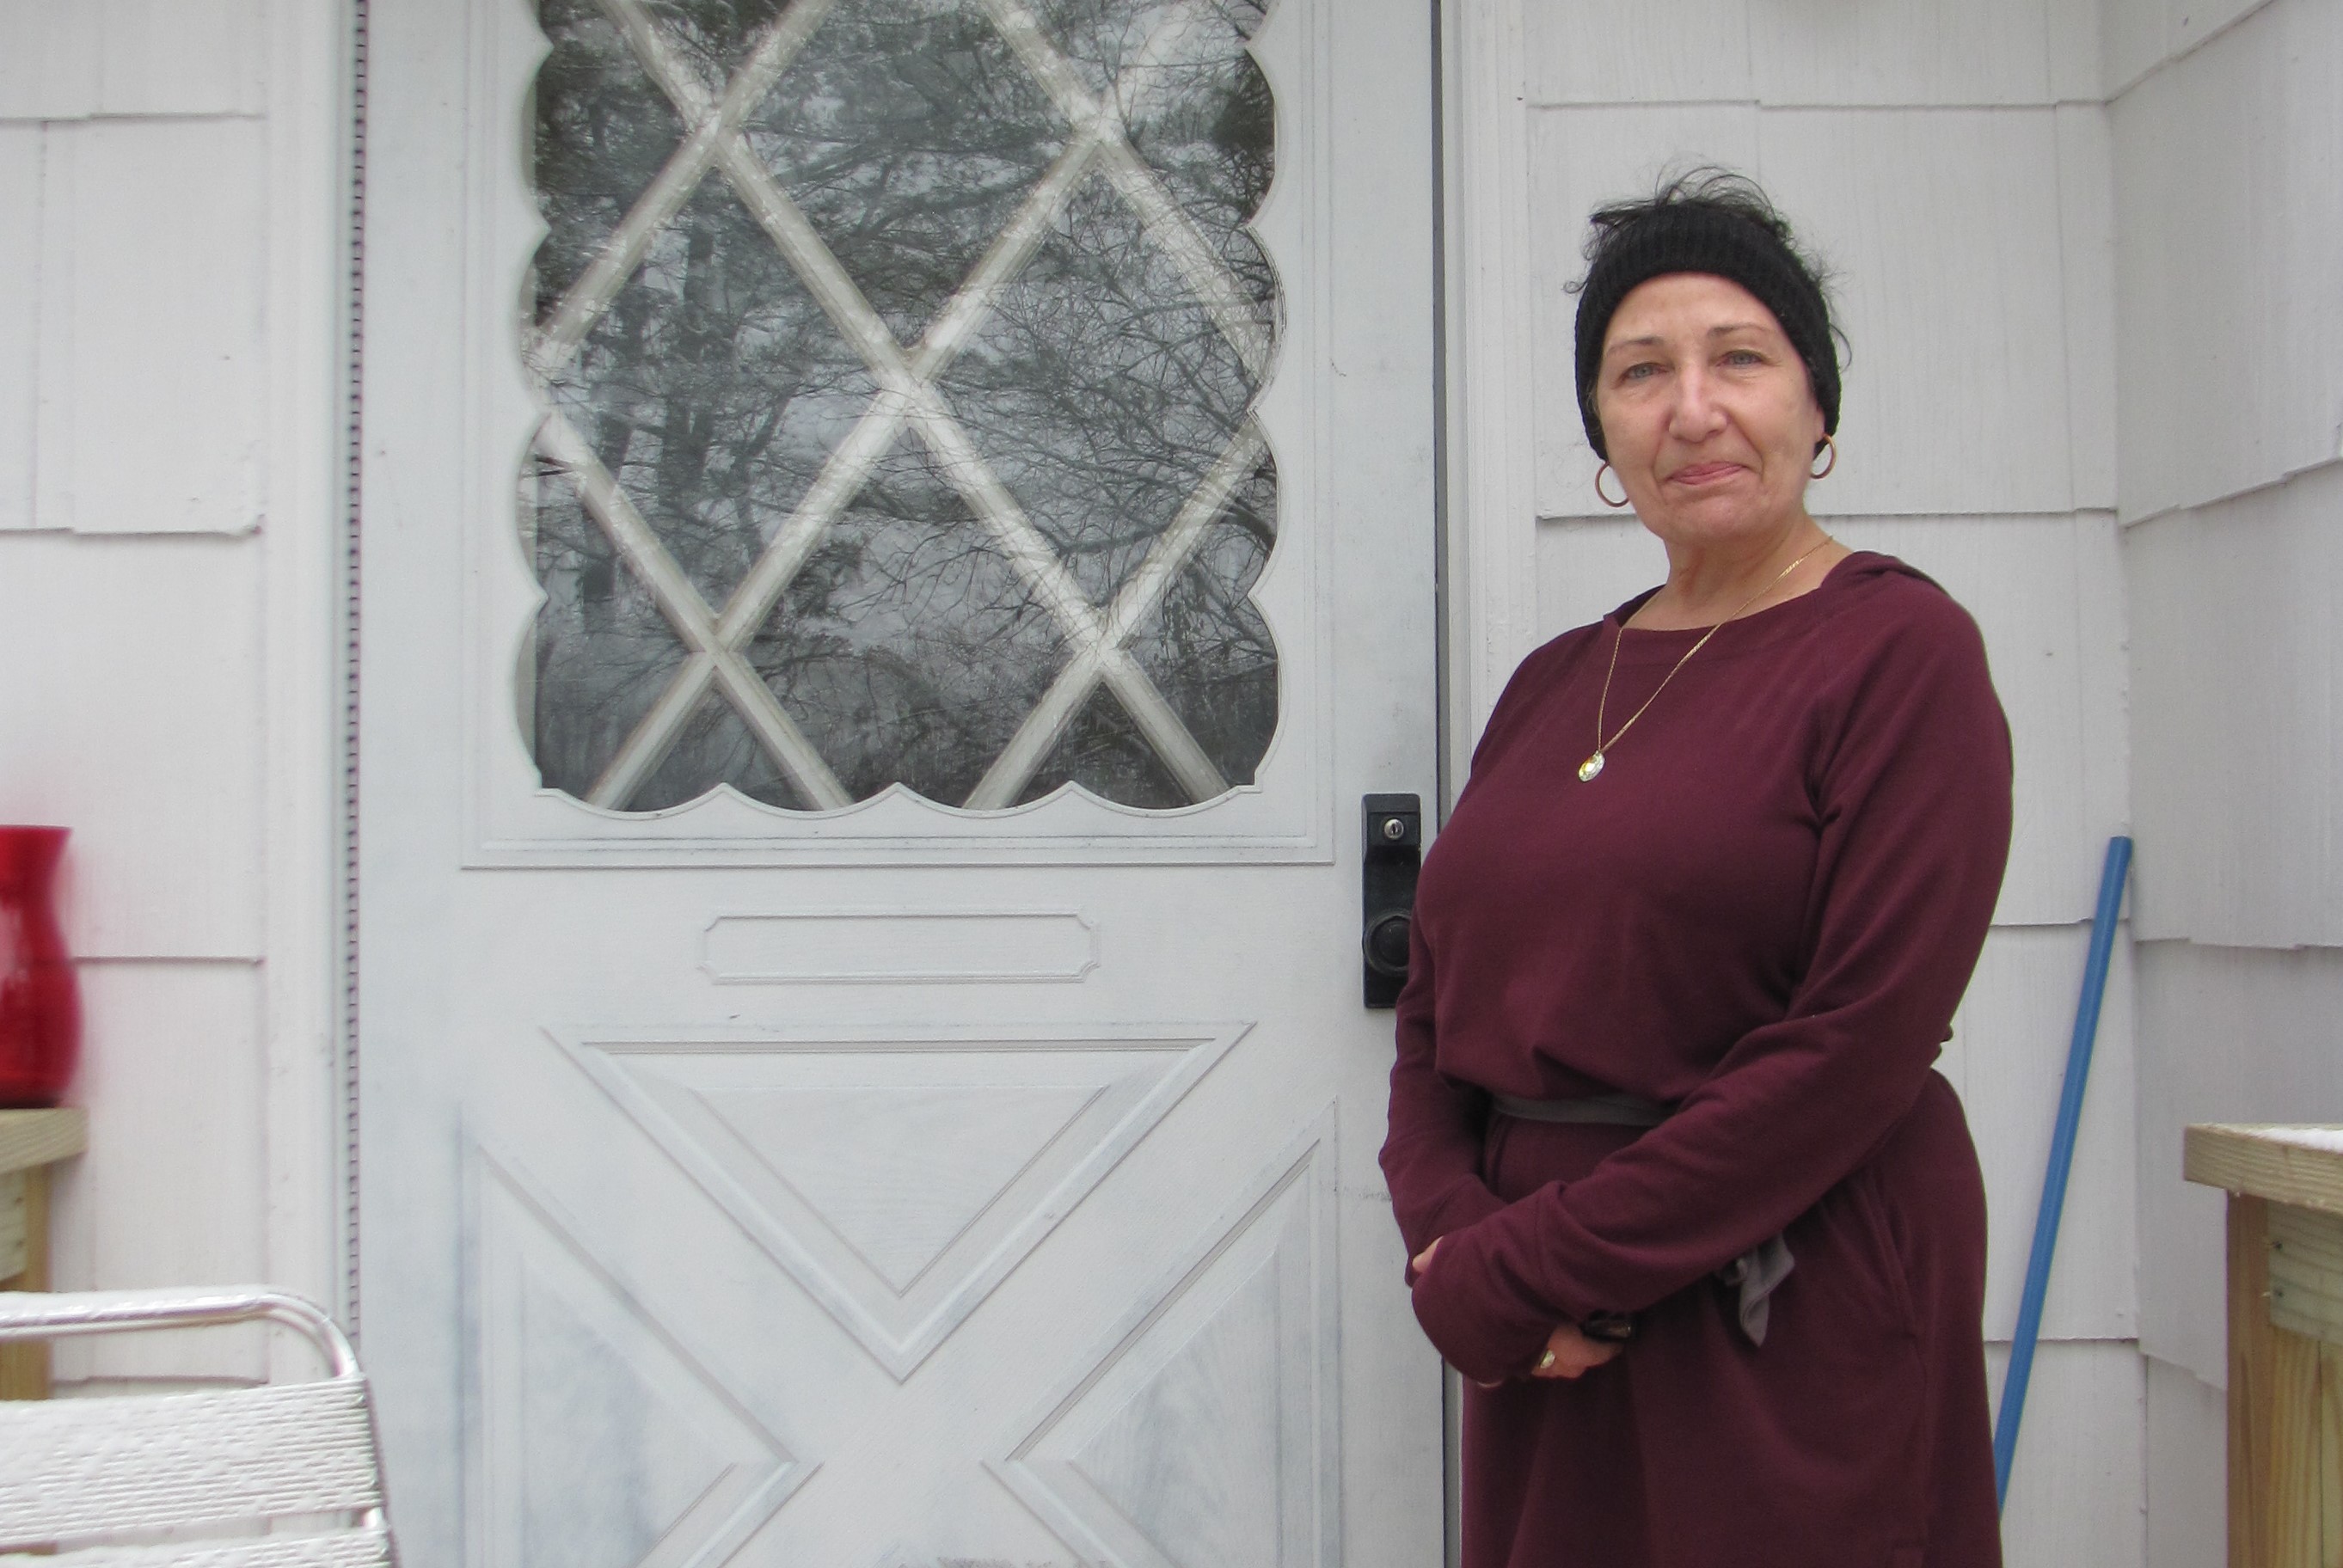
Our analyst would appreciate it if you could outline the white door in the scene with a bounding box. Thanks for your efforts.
[360,0,1441,1563]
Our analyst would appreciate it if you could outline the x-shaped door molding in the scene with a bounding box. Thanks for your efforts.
[526,0,1277,812]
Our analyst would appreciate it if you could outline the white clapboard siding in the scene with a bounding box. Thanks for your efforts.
[94,0,263,118]
[2113,0,2343,523]
[46,962,269,1387]
[2144,1355,2225,1568]
[1524,0,1754,107]
[0,126,36,531]
[2107,0,2282,93]
[1758,108,2076,518]
[0,0,260,119]
[1524,0,2088,108]
[1748,0,2054,107]
[0,533,266,960]
[1989,1340,2148,1568]
[2056,105,2118,511]
[2049,0,2105,101]
[2168,0,2281,58]
[1527,106,2086,522]
[1945,925,2138,1343]
[2102,0,2166,91]
[2128,462,2343,947]
[34,118,267,536]
[0,2,101,120]
[1534,513,2127,927]
[2134,941,2343,1385]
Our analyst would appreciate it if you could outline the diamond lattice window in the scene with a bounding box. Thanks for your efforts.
[520,0,1280,813]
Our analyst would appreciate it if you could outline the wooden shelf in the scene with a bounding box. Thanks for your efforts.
[2188,1124,2343,1567]
[2187,1124,2343,1217]
[0,1107,85,1402]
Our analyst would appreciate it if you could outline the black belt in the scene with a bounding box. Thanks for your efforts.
[1489,1091,1794,1346]
[1493,1090,1670,1128]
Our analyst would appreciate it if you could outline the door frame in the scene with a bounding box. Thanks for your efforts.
[1432,2,1538,1560]
[1438,0,1539,793]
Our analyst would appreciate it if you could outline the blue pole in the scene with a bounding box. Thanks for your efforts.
[1993,835,2133,1511]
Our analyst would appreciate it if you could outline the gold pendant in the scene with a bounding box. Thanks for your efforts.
[1578,751,1605,782]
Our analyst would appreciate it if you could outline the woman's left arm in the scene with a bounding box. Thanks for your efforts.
[1411,591,2014,1381]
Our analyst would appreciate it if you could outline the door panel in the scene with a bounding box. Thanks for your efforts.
[563,1024,1248,1379]
[362,0,1439,1562]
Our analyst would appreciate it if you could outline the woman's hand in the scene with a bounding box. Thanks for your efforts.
[1412,1238,1623,1381]
[1531,1321,1623,1379]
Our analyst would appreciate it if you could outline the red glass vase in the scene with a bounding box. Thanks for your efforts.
[0,827,79,1107]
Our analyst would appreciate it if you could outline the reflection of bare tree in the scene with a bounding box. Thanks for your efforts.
[524,0,1281,811]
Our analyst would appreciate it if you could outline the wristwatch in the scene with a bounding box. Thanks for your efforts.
[1579,1311,1636,1343]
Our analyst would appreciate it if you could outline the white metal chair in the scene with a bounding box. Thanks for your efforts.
[0,1288,395,1567]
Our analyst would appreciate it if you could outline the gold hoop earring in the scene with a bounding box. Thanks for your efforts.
[1594,464,1630,509]
[1809,437,1837,481]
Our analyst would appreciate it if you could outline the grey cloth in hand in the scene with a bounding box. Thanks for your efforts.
[1714,1232,1795,1345]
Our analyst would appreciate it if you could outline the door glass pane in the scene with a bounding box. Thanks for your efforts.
[522,0,1280,813]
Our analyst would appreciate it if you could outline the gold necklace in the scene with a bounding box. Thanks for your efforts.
[1577,537,1834,783]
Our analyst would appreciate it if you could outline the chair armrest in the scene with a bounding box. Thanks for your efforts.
[0,1289,358,1379]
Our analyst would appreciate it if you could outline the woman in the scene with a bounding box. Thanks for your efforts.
[1382,171,2010,1568]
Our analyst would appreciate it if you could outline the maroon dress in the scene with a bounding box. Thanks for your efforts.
[1382,552,2011,1568]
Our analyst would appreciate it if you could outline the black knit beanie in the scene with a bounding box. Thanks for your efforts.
[1573,199,1840,460]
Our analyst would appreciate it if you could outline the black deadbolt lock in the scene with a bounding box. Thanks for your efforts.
[1363,793,1421,1008]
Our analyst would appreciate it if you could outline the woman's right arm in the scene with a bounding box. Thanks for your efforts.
[1377,641,1572,1277]
[1378,915,1506,1272]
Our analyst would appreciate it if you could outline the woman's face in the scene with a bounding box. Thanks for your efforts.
[1592,273,1825,555]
